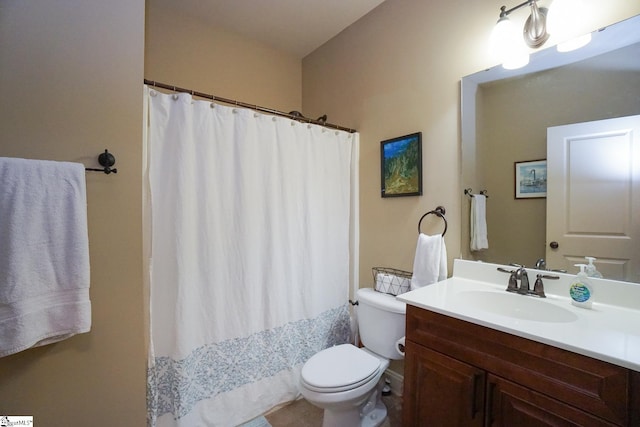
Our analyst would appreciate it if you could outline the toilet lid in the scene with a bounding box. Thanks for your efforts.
[301,344,381,392]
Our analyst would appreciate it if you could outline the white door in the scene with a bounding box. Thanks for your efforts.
[546,115,640,282]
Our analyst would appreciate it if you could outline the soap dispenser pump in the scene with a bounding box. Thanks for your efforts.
[584,256,603,278]
[570,264,594,309]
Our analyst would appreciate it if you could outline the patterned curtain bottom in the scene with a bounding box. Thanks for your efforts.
[147,304,351,424]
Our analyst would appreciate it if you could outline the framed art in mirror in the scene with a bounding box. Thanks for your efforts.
[381,132,422,198]
[515,159,547,199]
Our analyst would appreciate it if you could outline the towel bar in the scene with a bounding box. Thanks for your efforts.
[464,188,488,198]
[85,149,117,174]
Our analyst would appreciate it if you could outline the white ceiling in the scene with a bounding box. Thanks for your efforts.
[155,0,387,58]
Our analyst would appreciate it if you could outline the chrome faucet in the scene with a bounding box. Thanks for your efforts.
[498,266,529,294]
[515,267,530,295]
[498,266,558,298]
[534,258,567,274]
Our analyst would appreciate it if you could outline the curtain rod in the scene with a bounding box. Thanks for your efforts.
[144,79,357,133]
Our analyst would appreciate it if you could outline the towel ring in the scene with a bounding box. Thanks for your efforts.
[418,206,447,236]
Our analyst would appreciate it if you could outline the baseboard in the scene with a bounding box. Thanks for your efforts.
[383,368,404,397]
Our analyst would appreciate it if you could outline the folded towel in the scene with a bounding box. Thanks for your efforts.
[410,233,447,290]
[0,157,91,357]
[470,194,489,251]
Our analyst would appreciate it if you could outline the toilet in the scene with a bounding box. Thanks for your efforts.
[300,288,406,427]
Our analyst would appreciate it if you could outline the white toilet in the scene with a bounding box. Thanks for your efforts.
[300,288,406,427]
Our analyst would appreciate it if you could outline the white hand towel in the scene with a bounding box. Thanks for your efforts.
[0,157,91,357]
[470,194,489,251]
[410,233,448,290]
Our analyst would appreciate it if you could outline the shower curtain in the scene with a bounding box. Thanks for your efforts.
[144,87,359,427]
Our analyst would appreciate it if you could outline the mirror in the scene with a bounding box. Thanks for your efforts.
[461,14,640,282]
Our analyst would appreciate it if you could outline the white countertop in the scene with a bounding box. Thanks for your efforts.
[397,259,640,371]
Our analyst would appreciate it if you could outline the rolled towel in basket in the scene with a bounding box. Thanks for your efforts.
[375,272,411,295]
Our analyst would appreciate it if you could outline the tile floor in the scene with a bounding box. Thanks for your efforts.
[264,393,402,427]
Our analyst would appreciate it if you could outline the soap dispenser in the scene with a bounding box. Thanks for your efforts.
[584,256,603,279]
[570,264,594,309]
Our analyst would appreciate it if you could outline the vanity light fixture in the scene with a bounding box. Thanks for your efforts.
[490,0,592,69]
[490,0,549,69]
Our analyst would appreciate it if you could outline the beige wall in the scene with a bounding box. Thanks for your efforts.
[145,1,302,112]
[0,0,146,425]
[303,0,507,282]
[302,0,640,374]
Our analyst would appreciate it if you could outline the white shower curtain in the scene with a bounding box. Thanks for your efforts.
[144,87,359,426]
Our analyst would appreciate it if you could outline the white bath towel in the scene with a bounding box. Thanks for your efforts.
[410,233,447,290]
[470,194,489,251]
[0,157,91,357]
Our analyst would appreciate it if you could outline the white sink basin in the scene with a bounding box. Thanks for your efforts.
[455,290,579,323]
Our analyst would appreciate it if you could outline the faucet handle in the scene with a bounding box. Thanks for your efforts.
[532,274,546,298]
[497,267,519,292]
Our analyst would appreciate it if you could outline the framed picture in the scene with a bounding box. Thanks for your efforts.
[381,132,422,197]
[515,159,547,199]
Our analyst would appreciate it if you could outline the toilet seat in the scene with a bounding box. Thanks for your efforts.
[301,344,382,393]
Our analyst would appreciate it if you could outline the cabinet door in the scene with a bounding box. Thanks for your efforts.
[486,374,618,427]
[403,340,484,427]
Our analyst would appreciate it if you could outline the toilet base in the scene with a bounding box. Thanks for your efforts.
[320,376,388,427]
[322,402,387,427]
[361,401,388,427]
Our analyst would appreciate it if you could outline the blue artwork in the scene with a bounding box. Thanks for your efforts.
[516,160,547,198]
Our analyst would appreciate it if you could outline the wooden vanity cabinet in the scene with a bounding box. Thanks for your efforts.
[403,305,640,426]
[404,340,484,426]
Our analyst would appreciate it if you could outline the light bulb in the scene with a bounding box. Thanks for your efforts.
[490,17,530,69]
[547,0,592,52]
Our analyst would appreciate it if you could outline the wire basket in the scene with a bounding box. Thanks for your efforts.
[372,267,412,296]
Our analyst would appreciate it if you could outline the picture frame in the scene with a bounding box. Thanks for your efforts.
[514,159,547,199]
[381,132,422,198]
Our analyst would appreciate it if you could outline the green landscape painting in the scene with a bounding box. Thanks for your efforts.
[381,132,422,197]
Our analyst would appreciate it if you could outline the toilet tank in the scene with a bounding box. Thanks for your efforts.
[356,288,406,360]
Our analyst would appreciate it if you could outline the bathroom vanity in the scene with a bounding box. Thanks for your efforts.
[397,259,640,426]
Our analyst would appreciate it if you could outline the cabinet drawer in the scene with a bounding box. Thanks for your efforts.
[406,306,630,425]
[487,374,618,426]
